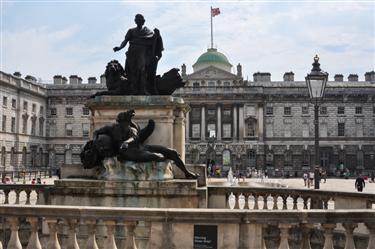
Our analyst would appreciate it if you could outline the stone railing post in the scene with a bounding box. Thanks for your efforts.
[66,219,80,249]
[365,223,375,249]
[26,217,42,249]
[273,196,278,210]
[85,220,99,249]
[124,222,138,249]
[14,190,20,205]
[278,223,292,249]
[25,190,32,205]
[292,196,298,210]
[105,221,118,249]
[322,223,336,249]
[0,240,3,249]
[46,219,61,249]
[300,223,313,249]
[263,195,269,210]
[282,196,288,210]
[343,223,357,249]
[7,217,22,249]
[4,190,10,204]
[253,195,259,210]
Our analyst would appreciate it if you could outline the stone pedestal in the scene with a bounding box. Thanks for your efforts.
[86,95,189,160]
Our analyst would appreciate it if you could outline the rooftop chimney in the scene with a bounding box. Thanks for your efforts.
[348,74,358,82]
[237,64,242,77]
[53,75,63,84]
[253,72,271,82]
[365,71,375,82]
[283,72,294,82]
[25,75,37,83]
[181,64,186,77]
[88,77,97,84]
[334,74,344,82]
[13,72,22,77]
[69,75,79,85]
[62,76,68,85]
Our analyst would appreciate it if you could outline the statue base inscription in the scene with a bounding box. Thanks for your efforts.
[100,157,173,181]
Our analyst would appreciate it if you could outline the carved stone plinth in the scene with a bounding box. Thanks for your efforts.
[101,158,173,181]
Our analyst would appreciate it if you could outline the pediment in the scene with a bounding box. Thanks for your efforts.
[188,66,238,80]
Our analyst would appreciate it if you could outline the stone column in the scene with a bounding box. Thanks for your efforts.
[365,223,375,249]
[173,109,186,161]
[124,222,138,249]
[46,219,61,249]
[300,224,313,249]
[239,105,244,140]
[278,224,292,249]
[239,222,265,249]
[233,105,238,140]
[66,219,80,249]
[26,217,42,249]
[258,104,264,141]
[7,217,22,249]
[186,111,190,141]
[85,220,99,249]
[217,105,222,140]
[322,223,336,249]
[105,221,118,249]
[201,105,206,140]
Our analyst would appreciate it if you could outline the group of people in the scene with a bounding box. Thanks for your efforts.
[303,169,327,188]
[206,160,221,177]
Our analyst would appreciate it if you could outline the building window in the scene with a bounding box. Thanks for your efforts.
[266,152,273,167]
[11,99,16,108]
[222,149,231,166]
[66,107,73,116]
[266,107,273,115]
[207,109,216,117]
[207,123,216,138]
[1,147,6,166]
[39,106,44,115]
[32,104,36,113]
[48,124,56,137]
[357,150,364,168]
[11,117,15,133]
[223,109,231,117]
[246,106,255,116]
[208,81,215,87]
[355,106,362,115]
[39,118,44,136]
[23,101,28,111]
[50,108,57,116]
[192,124,200,138]
[66,124,73,136]
[338,123,345,136]
[284,150,292,167]
[2,96,7,107]
[82,123,90,138]
[22,115,28,134]
[2,115,6,131]
[302,123,309,137]
[82,107,90,116]
[246,118,256,137]
[223,124,231,138]
[302,150,310,167]
[191,107,200,119]
[338,106,345,115]
[284,107,291,116]
[320,106,327,115]
[31,117,36,135]
[373,106,375,115]
[302,106,309,115]
[193,82,200,87]
[10,148,16,166]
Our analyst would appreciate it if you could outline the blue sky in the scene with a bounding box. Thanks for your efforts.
[1,0,374,83]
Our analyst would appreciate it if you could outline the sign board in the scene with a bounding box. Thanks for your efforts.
[193,225,217,249]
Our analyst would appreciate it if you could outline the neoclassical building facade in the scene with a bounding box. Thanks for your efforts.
[1,48,374,176]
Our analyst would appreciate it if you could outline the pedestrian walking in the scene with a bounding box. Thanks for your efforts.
[355,175,366,192]
[303,172,308,187]
[371,172,374,183]
[309,171,314,188]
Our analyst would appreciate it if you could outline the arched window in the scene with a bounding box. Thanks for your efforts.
[10,147,16,166]
[22,147,27,166]
[65,149,72,164]
[1,147,6,166]
[222,149,231,166]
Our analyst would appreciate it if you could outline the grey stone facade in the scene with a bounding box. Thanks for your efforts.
[1,62,374,177]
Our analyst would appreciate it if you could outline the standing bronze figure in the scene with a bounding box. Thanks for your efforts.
[114,14,163,95]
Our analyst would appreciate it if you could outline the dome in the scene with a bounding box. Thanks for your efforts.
[192,48,232,73]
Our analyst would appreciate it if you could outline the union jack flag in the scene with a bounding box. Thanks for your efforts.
[211,7,220,17]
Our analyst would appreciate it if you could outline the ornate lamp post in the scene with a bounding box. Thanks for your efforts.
[305,55,328,190]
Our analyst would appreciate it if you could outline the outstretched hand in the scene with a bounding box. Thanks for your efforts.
[113,47,120,52]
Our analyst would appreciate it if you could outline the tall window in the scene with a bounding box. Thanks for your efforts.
[355,106,362,115]
[11,99,16,108]
[82,123,90,138]
[32,103,36,113]
[284,107,291,116]
[66,123,73,136]
[22,115,28,134]
[223,124,231,138]
[320,106,327,115]
[223,109,231,117]
[39,106,44,115]
[48,123,56,137]
[50,108,57,116]
[1,147,6,166]
[266,151,273,167]
[22,147,27,166]
[338,123,345,136]
[31,117,36,135]
[192,124,200,138]
[10,148,16,166]
[2,96,7,107]
[246,118,256,137]
[302,106,309,115]
[11,117,15,133]
[222,149,231,166]
[2,115,6,131]
[207,123,216,138]
[23,101,28,111]
[207,108,216,117]
[284,150,292,167]
[82,107,90,116]
[357,150,364,168]
[39,118,44,136]
[248,150,256,167]
[66,107,73,116]
[65,150,72,164]
[302,150,310,167]
[337,106,345,115]
[266,107,273,115]
[319,123,328,137]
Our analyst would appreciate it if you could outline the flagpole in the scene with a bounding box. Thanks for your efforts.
[210,6,213,49]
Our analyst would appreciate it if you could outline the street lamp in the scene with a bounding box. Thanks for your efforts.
[305,55,328,190]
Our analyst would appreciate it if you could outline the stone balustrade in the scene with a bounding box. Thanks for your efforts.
[0,185,51,205]
[208,186,375,210]
[0,205,374,249]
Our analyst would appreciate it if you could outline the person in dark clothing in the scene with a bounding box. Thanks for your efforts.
[371,172,375,183]
[355,175,366,192]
